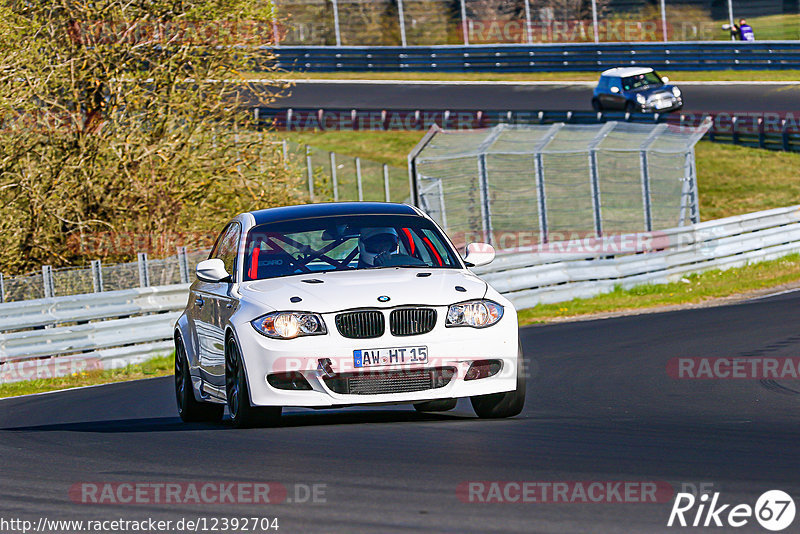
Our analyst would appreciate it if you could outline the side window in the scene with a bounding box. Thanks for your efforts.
[211,223,241,281]
[598,77,608,90]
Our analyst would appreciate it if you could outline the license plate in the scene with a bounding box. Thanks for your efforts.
[655,100,671,109]
[354,346,428,368]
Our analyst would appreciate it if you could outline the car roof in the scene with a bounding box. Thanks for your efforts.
[600,67,654,78]
[248,202,420,225]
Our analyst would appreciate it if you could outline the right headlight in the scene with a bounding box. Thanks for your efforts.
[446,300,503,328]
[671,86,682,98]
[636,93,646,104]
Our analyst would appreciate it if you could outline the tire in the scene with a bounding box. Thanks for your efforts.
[225,336,281,429]
[470,344,526,419]
[175,336,224,423]
[414,398,457,412]
[625,101,638,114]
[591,98,602,112]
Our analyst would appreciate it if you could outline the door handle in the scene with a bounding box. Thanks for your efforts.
[226,302,234,309]
[195,297,204,307]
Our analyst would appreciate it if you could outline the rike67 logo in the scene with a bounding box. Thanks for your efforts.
[668,490,795,531]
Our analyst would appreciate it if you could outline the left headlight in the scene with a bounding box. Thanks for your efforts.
[671,86,681,98]
[635,93,646,104]
[446,300,503,328]
[251,311,327,339]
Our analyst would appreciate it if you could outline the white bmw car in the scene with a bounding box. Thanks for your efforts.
[174,202,525,427]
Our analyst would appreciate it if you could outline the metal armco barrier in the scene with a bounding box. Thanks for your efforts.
[256,108,800,152]
[474,205,800,309]
[0,285,189,384]
[267,42,800,72]
[3,205,800,382]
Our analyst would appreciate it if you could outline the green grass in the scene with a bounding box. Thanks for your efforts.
[721,13,800,41]
[518,253,800,324]
[275,70,800,82]
[0,354,174,399]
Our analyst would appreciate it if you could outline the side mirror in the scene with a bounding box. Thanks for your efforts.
[610,86,620,94]
[661,76,670,83]
[196,258,231,283]
[463,243,495,267]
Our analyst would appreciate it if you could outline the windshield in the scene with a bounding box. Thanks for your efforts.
[622,71,663,91]
[242,214,462,281]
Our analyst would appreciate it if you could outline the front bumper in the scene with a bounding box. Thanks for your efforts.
[641,97,683,113]
[235,307,519,408]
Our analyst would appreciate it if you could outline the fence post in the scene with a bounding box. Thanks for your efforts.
[282,139,289,170]
[477,154,493,245]
[138,252,150,288]
[590,0,599,44]
[0,272,4,303]
[355,157,364,201]
[331,0,342,46]
[383,163,391,202]
[587,122,616,237]
[639,123,666,232]
[177,247,189,284]
[306,146,315,201]
[42,265,54,298]
[459,0,469,45]
[523,0,533,45]
[330,152,339,201]
[660,0,668,41]
[534,153,548,244]
[91,259,104,293]
[397,0,407,47]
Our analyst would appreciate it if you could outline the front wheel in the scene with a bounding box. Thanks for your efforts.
[175,337,224,423]
[591,98,602,112]
[226,337,281,428]
[470,344,526,419]
[625,101,639,114]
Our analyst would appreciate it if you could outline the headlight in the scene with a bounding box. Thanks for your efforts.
[635,94,646,104]
[446,300,503,328]
[251,312,327,339]
[671,86,681,98]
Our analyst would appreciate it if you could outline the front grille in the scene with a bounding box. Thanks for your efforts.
[324,367,455,395]
[335,310,385,339]
[390,308,437,336]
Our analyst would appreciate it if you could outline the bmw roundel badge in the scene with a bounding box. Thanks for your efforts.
[377,295,391,302]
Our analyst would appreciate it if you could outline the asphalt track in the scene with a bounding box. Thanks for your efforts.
[267,80,800,113]
[3,290,800,533]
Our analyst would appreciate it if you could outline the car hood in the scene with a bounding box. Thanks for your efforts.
[239,268,488,313]
[631,85,673,96]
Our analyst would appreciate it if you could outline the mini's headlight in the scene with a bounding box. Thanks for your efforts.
[446,300,503,328]
[251,312,327,339]
[671,86,681,98]
[635,94,646,104]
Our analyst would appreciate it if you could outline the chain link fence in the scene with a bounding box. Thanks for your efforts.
[410,120,711,249]
[273,0,799,46]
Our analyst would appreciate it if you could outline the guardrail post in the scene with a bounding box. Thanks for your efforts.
[91,259,104,292]
[42,265,54,298]
[330,152,339,201]
[383,163,391,202]
[782,119,790,151]
[177,247,189,284]
[0,272,5,303]
[355,157,364,201]
[282,139,289,170]
[138,252,150,288]
[477,154,493,245]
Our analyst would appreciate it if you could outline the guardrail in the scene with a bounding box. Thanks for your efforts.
[0,285,189,384]
[3,204,800,383]
[256,107,800,152]
[269,42,800,72]
[474,204,800,309]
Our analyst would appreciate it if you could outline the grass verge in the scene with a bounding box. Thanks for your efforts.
[0,354,174,399]
[518,253,800,325]
[271,70,800,83]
